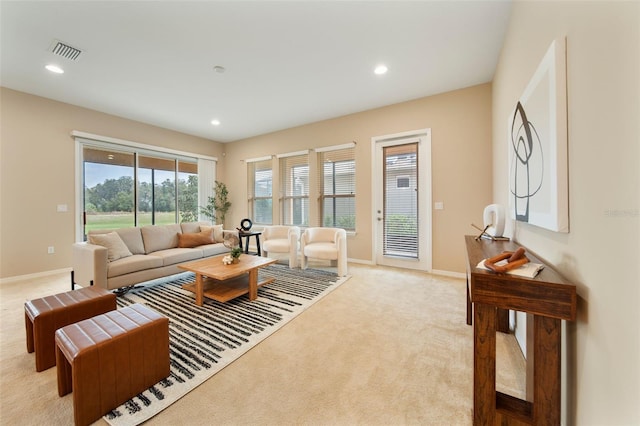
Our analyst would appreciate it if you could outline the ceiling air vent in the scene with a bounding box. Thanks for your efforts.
[49,40,83,61]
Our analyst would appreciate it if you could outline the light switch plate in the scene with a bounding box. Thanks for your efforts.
[434,202,444,210]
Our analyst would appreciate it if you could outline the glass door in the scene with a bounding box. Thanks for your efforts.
[373,130,432,271]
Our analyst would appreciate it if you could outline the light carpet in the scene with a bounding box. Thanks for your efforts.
[104,264,350,426]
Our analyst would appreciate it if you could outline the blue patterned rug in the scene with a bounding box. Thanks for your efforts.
[104,264,349,426]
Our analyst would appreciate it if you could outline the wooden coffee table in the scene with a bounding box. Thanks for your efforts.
[178,254,277,305]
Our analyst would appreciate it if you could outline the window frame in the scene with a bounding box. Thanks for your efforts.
[278,150,310,227]
[246,156,273,225]
[73,131,217,242]
[316,144,356,231]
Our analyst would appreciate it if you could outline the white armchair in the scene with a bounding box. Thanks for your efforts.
[261,226,301,268]
[300,227,347,276]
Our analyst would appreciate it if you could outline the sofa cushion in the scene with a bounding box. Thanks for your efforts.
[180,221,210,234]
[88,232,132,262]
[178,230,214,248]
[115,227,145,254]
[107,254,163,278]
[200,243,230,257]
[141,224,182,254]
[201,224,224,243]
[148,248,203,266]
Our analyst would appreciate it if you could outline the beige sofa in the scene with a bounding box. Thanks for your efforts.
[72,222,235,292]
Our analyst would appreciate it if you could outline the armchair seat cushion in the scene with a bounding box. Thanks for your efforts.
[303,243,338,260]
[263,239,291,253]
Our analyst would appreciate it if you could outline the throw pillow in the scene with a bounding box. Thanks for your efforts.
[178,230,215,248]
[88,232,133,262]
[200,224,223,243]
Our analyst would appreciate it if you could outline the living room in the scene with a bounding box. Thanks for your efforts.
[1,1,638,425]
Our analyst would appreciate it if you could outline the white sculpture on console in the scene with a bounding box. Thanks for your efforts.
[483,204,506,237]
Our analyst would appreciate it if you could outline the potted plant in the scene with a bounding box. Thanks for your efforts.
[201,181,231,225]
[230,247,243,261]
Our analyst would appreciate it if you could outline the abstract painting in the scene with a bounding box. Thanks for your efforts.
[509,37,569,233]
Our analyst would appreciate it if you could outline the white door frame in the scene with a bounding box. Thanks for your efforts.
[371,129,432,271]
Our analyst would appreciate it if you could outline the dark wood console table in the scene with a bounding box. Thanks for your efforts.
[464,235,577,425]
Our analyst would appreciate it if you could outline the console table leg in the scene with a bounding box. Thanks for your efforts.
[533,315,562,425]
[466,276,472,326]
[474,302,497,425]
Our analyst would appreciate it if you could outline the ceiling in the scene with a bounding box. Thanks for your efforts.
[0,1,512,143]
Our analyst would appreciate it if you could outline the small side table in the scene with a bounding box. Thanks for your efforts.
[238,231,262,256]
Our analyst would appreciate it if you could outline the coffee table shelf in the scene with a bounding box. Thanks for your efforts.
[178,254,277,305]
[182,275,275,303]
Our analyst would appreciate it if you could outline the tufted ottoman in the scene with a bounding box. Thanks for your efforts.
[55,303,170,426]
[24,286,117,372]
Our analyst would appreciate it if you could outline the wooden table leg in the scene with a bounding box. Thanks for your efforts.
[248,269,258,300]
[474,302,497,425]
[195,273,203,306]
[466,276,472,326]
[533,315,561,425]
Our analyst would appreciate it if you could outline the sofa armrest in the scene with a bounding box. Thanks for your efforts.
[72,242,108,288]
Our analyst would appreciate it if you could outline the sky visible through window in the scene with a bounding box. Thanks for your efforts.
[85,163,131,188]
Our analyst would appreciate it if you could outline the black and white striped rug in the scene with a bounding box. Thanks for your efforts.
[104,264,349,426]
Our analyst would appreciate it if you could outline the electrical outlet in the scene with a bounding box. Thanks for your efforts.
[47,246,55,254]
[434,202,444,210]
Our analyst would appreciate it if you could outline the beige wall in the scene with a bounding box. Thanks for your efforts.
[223,83,493,272]
[0,88,224,278]
[492,1,639,424]
[1,83,492,279]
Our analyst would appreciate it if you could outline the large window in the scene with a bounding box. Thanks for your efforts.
[279,151,309,226]
[76,133,213,240]
[317,144,355,230]
[247,158,273,225]
[83,147,136,230]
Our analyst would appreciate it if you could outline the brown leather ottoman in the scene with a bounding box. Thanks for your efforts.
[55,303,170,426]
[24,286,116,372]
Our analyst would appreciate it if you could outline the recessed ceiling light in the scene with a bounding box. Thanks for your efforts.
[45,64,64,74]
[374,64,388,75]
[211,119,221,126]
[213,66,226,73]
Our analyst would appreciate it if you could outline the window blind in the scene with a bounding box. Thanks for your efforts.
[317,146,355,229]
[280,153,309,226]
[247,159,273,225]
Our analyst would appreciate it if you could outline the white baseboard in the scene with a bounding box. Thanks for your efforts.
[346,258,375,266]
[430,269,466,279]
[0,267,72,285]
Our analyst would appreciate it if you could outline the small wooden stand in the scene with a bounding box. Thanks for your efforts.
[465,235,577,425]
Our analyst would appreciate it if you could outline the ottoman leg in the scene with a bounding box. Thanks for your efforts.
[55,344,72,397]
[25,312,34,353]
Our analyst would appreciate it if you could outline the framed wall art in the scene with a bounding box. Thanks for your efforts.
[509,37,569,233]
